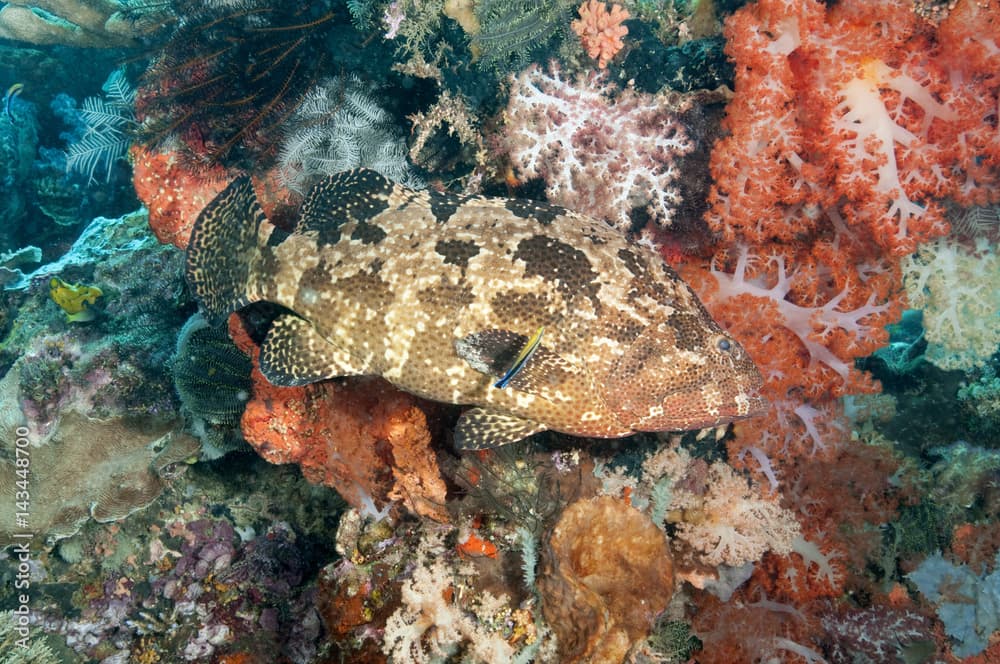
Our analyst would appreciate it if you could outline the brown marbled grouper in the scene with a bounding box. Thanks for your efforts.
[185,169,766,449]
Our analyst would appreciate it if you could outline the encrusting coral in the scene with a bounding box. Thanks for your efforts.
[0,380,199,546]
[132,144,299,250]
[131,145,231,250]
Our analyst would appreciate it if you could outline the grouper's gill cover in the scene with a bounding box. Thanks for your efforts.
[185,169,766,450]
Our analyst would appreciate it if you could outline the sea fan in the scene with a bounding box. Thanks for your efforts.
[65,69,136,184]
[277,75,423,193]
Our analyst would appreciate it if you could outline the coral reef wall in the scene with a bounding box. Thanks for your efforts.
[1,0,999,662]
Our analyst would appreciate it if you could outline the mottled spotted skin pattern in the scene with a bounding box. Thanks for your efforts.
[187,169,766,448]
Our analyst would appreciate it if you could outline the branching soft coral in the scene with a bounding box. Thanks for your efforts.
[902,236,1000,370]
[670,458,800,568]
[691,592,824,664]
[597,445,799,575]
[503,63,692,231]
[708,0,1000,256]
[570,1,630,69]
[681,0,1000,468]
[383,557,515,663]
[679,238,899,462]
[706,244,893,393]
[752,439,909,604]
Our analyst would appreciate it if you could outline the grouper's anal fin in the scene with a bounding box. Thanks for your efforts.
[186,176,275,324]
[259,314,363,386]
[454,408,548,450]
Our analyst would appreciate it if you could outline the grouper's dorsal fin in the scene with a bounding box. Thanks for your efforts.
[454,408,547,450]
[297,169,399,244]
[454,329,576,396]
[259,314,363,386]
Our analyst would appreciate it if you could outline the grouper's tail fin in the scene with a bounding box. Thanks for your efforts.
[185,176,267,324]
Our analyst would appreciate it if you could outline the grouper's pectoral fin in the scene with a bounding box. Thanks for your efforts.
[259,314,363,386]
[455,329,577,397]
[454,408,548,450]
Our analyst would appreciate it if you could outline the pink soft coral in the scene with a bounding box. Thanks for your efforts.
[571,0,630,69]
[503,63,692,230]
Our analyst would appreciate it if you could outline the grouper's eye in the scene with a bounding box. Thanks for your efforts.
[717,338,732,352]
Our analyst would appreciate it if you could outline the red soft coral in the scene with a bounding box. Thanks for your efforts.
[709,0,999,256]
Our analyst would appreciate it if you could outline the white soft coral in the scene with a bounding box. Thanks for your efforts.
[902,236,1000,370]
[382,558,514,663]
[674,461,800,567]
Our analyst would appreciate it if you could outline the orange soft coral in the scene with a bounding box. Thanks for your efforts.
[571,1,629,69]
[681,0,1000,470]
[679,241,900,461]
[232,315,448,522]
[708,0,999,256]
